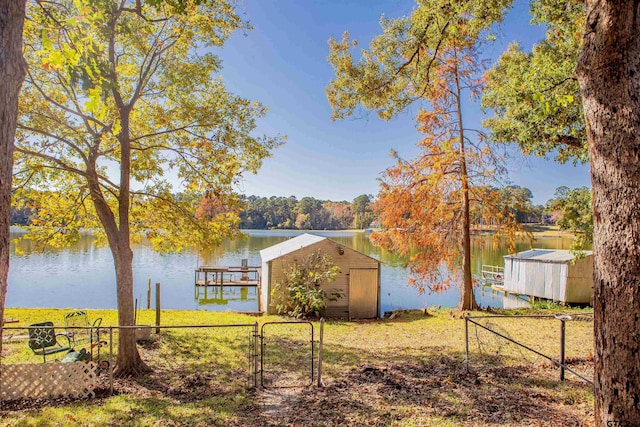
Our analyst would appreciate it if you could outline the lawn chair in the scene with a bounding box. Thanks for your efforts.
[28,321,72,363]
[63,311,104,362]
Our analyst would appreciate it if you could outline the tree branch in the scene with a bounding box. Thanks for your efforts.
[554,134,583,148]
[17,124,89,164]
[538,76,578,94]
[14,147,88,178]
[27,70,107,133]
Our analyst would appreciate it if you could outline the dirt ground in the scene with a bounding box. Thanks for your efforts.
[242,358,594,426]
[1,357,594,426]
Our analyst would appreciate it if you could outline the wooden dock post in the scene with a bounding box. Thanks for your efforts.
[147,278,151,309]
[241,258,249,281]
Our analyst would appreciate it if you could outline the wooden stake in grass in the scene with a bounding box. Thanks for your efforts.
[155,283,161,334]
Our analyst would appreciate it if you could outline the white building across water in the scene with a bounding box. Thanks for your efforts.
[503,249,593,304]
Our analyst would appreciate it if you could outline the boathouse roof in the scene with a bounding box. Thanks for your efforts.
[504,249,593,263]
[259,233,326,262]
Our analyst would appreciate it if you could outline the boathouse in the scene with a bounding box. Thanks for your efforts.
[503,249,593,304]
[259,234,380,319]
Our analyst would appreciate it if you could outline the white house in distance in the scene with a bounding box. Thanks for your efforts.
[259,234,381,319]
[503,249,593,304]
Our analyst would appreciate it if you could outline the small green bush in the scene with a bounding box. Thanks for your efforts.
[272,250,341,318]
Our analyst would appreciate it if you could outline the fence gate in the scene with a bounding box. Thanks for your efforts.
[260,321,314,388]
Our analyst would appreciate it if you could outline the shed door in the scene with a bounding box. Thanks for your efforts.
[349,269,378,319]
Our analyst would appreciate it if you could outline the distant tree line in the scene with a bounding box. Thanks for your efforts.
[10,200,31,226]
[496,185,545,224]
[544,186,592,250]
[10,193,377,230]
[239,194,375,230]
[12,186,587,232]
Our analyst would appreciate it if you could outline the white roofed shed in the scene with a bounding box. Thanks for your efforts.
[259,234,380,319]
[503,249,593,303]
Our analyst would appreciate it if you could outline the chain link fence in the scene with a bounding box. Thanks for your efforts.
[465,313,594,384]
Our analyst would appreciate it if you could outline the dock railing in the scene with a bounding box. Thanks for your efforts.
[481,264,504,284]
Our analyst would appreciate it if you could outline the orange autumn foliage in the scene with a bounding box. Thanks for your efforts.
[371,46,526,305]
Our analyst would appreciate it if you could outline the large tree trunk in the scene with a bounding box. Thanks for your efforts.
[458,168,477,311]
[86,150,145,376]
[0,0,26,356]
[113,97,147,375]
[112,237,146,376]
[576,1,640,425]
[88,179,146,376]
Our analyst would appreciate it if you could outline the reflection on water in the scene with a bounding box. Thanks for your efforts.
[7,229,578,313]
[194,285,257,308]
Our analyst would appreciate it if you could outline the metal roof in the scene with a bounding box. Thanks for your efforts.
[504,248,593,263]
[259,233,327,262]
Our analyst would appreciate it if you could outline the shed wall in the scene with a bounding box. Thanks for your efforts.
[503,255,593,303]
[262,239,379,318]
[565,256,594,303]
[259,259,271,313]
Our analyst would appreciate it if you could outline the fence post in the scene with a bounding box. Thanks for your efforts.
[554,314,573,381]
[253,322,259,388]
[559,318,566,381]
[464,314,469,372]
[155,282,161,334]
[260,323,265,388]
[317,318,324,387]
[109,327,114,394]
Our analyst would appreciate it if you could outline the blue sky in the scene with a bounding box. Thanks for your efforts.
[217,0,591,206]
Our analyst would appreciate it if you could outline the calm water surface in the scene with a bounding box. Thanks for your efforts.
[7,229,575,313]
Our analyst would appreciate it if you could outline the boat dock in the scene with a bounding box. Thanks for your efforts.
[195,262,261,287]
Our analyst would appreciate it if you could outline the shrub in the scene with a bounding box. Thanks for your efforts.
[272,250,340,318]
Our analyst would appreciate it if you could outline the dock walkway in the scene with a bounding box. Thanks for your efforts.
[195,264,261,287]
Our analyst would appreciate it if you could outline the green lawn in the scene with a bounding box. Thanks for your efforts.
[1,307,594,426]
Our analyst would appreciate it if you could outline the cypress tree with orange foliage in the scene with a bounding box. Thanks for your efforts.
[328,0,524,310]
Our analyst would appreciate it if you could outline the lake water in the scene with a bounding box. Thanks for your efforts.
[6,229,575,313]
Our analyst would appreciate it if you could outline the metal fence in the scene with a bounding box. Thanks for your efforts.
[1,323,259,397]
[133,324,260,394]
[1,319,321,402]
[464,313,594,384]
[260,321,315,388]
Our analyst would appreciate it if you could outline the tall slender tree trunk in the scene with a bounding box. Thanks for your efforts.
[0,0,26,356]
[88,175,145,376]
[86,110,144,375]
[100,6,145,375]
[112,236,145,376]
[113,107,146,376]
[454,60,478,311]
[576,1,640,425]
